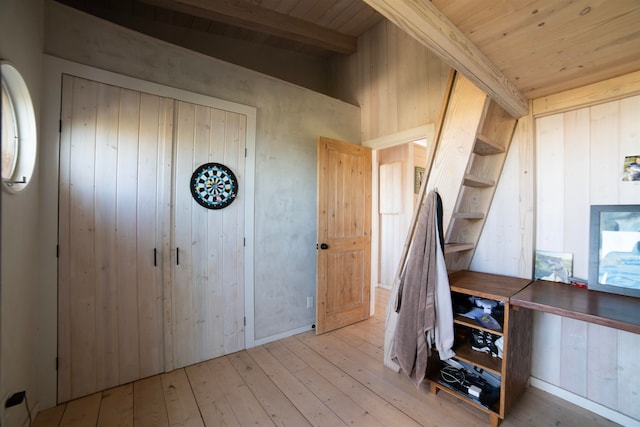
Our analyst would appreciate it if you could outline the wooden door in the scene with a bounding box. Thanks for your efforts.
[58,75,173,401]
[316,137,372,334]
[168,100,246,369]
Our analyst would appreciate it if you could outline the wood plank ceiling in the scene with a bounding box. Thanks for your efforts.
[55,0,640,115]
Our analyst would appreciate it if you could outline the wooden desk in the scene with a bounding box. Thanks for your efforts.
[511,280,640,335]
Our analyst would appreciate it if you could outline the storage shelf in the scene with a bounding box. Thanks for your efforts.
[427,374,501,416]
[474,134,505,156]
[454,316,504,336]
[453,343,503,376]
[434,271,533,426]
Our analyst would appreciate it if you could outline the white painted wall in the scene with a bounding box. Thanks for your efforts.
[0,0,43,426]
[472,96,640,424]
[35,0,360,408]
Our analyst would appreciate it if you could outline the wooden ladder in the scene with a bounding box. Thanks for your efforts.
[383,70,518,373]
[403,70,518,274]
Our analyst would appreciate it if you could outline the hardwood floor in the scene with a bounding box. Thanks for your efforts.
[34,288,620,427]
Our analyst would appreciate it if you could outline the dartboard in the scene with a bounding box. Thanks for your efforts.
[190,163,238,209]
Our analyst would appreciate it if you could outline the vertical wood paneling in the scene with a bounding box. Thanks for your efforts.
[57,74,74,402]
[358,32,372,141]
[116,88,142,384]
[396,29,418,130]
[618,96,640,204]
[329,20,451,142]
[589,102,621,203]
[137,93,171,378]
[535,114,565,250]
[205,107,226,360]
[171,101,246,369]
[173,101,197,368]
[222,112,246,354]
[191,104,212,363]
[59,75,247,401]
[94,82,120,392]
[617,331,640,419]
[563,108,591,277]
[558,108,590,397]
[559,318,587,396]
[377,144,411,288]
[69,77,98,398]
[587,324,619,409]
[379,162,402,214]
[529,94,640,421]
[530,311,562,385]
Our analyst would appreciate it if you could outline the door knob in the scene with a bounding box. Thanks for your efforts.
[320,243,329,250]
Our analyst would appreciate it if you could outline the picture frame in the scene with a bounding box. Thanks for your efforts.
[414,167,425,194]
[534,250,573,284]
[588,204,640,298]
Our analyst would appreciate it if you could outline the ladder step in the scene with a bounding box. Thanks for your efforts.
[453,212,485,219]
[474,133,505,156]
[463,174,495,187]
[444,243,475,254]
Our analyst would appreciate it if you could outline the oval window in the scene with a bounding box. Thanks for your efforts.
[1,62,37,193]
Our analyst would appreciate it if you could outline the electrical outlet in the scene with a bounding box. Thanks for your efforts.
[307,296,314,308]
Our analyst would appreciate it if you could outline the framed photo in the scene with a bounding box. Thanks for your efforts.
[534,250,573,284]
[414,167,425,194]
[588,205,640,298]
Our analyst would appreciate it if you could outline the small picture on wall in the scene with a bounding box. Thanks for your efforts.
[622,155,640,181]
[414,167,425,194]
[534,250,573,284]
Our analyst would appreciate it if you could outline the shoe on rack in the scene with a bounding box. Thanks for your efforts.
[470,329,499,357]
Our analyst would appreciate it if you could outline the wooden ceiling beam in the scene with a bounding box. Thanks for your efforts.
[137,0,357,54]
[363,0,529,118]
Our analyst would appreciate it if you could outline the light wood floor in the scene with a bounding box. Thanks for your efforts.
[34,288,620,427]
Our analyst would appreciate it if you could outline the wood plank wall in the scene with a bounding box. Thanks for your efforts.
[329,20,451,142]
[530,94,640,421]
[474,88,640,423]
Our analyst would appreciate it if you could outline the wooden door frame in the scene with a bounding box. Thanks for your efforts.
[41,56,258,403]
[362,124,435,314]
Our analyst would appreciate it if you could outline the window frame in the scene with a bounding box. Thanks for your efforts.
[1,61,37,193]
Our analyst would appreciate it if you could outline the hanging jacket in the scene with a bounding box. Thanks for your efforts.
[388,190,455,388]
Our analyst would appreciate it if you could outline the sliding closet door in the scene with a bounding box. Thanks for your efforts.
[58,75,173,402]
[168,101,246,369]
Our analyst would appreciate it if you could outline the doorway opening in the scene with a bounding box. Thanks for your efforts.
[365,124,435,306]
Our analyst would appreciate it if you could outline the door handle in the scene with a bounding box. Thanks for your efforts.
[176,247,180,265]
[320,243,329,250]
[153,248,157,267]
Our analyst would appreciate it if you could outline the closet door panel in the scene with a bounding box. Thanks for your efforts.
[170,102,246,369]
[221,111,246,353]
[172,100,198,367]
[115,87,142,384]
[136,93,173,378]
[93,81,121,392]
[64,76,99,400]
[58,76,172,402]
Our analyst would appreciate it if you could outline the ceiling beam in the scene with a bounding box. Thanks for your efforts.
[363,0,529,118]
[138,0,357,55]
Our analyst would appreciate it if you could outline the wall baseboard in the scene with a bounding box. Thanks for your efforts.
[252,324,314,347]
[529,377,640,427]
